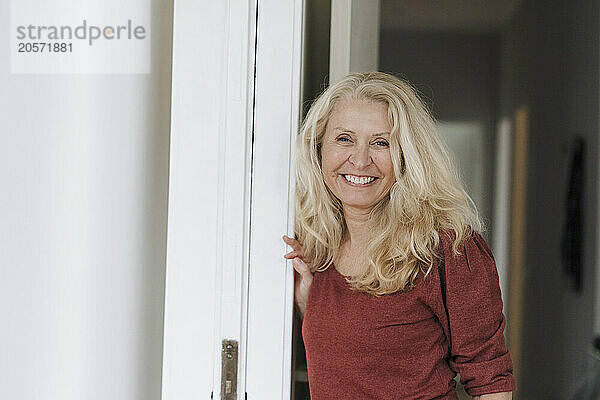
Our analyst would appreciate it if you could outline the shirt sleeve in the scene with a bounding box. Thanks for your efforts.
[438,230,516,396]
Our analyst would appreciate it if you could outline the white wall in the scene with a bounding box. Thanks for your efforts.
[0,1,173,399]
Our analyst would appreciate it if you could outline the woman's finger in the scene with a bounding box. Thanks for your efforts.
[292,257,313,278]
[282,235,302,251]
[284,250,300,259]
[282,236,313,265]
[285,251,313,266]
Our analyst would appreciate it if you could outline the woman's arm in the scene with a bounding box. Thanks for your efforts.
[473,391,512,400]
[436,231,517,396]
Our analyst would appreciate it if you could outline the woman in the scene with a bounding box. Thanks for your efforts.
[282,72,515,399]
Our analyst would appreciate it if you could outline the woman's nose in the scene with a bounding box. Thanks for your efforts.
[348,144,372,167]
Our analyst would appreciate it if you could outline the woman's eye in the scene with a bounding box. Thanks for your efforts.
[374,140,389,147]
[336,136,351,143]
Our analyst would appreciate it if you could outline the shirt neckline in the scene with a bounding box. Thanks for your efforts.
[329,265,354,281]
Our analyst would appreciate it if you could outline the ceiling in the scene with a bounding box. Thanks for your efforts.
[380,0,523,32]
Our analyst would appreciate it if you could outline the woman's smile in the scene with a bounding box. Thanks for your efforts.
[340,174,379,186]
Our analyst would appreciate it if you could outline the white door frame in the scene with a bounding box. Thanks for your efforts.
[492,117,512,313]
[329,0,380,84]
[161,0,303,399]
[245,0,304,399]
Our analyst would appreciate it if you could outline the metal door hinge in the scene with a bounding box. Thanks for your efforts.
[221,340,238,400]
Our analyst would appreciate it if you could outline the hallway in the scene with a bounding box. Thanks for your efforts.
[294,0,600,398]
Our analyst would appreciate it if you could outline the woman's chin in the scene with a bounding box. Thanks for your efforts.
[339,199,379,213]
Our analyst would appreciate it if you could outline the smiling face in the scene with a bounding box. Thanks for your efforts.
[321,99,396,214]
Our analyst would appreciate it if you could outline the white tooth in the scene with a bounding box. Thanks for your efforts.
[344,174,375,184]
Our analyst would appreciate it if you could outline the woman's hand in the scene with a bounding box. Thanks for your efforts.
[282,235,314,318]
[473,392,512,400]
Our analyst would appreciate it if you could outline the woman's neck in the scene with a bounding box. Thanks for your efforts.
[342,205,372,250]
[335,207,373,277]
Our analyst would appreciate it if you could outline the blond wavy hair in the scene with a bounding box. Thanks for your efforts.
[294,72,483,296]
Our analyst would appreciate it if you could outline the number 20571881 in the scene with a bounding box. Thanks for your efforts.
[18,42,72,53]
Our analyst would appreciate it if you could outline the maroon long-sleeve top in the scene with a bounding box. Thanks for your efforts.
[301,231,516,399]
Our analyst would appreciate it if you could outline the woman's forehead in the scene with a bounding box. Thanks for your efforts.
[326,100,391,133]
[331,97,388,111]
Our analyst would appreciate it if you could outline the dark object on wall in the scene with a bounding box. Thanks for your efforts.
[561,137,585,293]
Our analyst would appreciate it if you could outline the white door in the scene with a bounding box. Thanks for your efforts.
[161,0,303,399]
